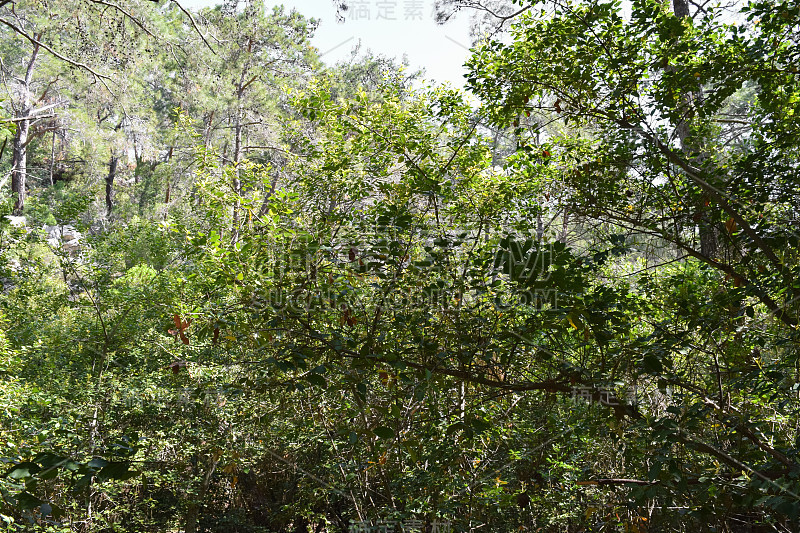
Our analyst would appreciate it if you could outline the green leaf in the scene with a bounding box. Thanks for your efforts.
[98,462,138,482]
[373,426,395,440]
[305,373,327,388]
[15,492,43,510]
[643,354,663,374]
[87,458,108,469]
[35,453,65,470]
[6,462,39,480]
[72,474,93,493]
[469,417,493,434]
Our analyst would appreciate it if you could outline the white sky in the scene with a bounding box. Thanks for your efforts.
[179,0,474,87]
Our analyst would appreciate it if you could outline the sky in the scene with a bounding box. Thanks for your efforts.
[179,0,475,87]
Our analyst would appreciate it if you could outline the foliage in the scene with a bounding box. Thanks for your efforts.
[0,0,798,531]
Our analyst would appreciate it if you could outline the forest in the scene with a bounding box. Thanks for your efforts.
[0,0,798,531]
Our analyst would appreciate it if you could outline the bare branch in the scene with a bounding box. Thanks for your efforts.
[0,16,113,92]
[5,113,54,122]
[88,0,156,39]
[576,479,658,486]
[170,0,216,55]
[242,145,292,154]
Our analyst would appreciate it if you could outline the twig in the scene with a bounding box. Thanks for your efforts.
[5,113,54,122]
[0,16,113,92]
[170,0,216,54]
[88,0,156,39]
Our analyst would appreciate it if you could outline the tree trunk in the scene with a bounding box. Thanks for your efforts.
[10,120,29,215]
[49,129,56,187]
[672,0,719,258]
[204,110,215,149]
[105,120,124,217]
[185,453,221,533]
[10,40,40,215]
[672,0,689,17]
[231,63,250,243]
[163,145,174,216]
[231,105,242,243]
[106,153,119,217]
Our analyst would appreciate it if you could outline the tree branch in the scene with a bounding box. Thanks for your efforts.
[619,118,784,273]
[88,0,156,39]
[0,16,112,92]
[170,0,216,55]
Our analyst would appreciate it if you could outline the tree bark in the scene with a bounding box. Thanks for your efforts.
[10,40,40,215]
[671,0,719,258]
[231,56,253,243]
[49,129,56,186]
[204,109,214,149]
[672,0,690,17]
[184,453,221,533]
[231,80,245,243]
[10,119,29,215]
[106,153,119,217]
[232,105,242,242]
[104,121,124,217]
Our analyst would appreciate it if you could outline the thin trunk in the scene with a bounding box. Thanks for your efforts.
[133,143,140,184]
[11,39,40,215]
[184,453,221,533]
[49,129,56,186]
[232,107,242,243]
[536,129,544,241]
[536,213,544,241]
[163,145,174,214]
[231,62,251,243]
[106,153,118,216]
[672,0,718,258]
[672,0,690,17]
[105,121,124,217]
[204,109,214,149]
[559,209,570,243]
[10,121,29,215]
[84,337,110,533]
[460,381,467,422]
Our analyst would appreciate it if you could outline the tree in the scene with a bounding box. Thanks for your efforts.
[0,5,65,215]
[1,0,799,530]
[465,0,800,525]
[187,0,318,241]
[434,0,531,40]
[0,0,213,216]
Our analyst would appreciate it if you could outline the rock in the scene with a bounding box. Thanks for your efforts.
[4,215,26,227]
[42,224,83,255]
[1,259,22,293]
[63,241,81,255]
